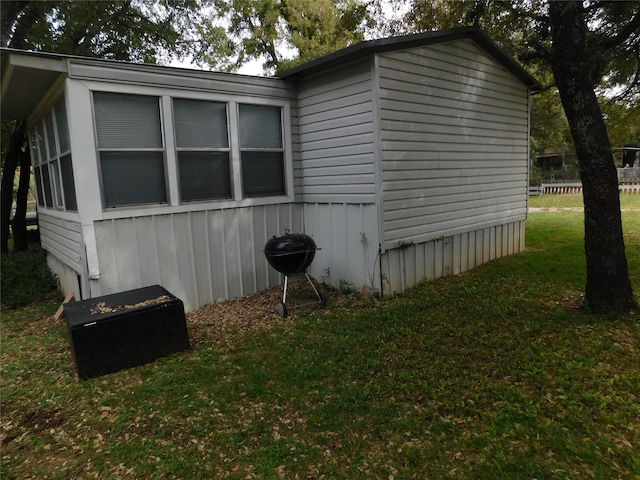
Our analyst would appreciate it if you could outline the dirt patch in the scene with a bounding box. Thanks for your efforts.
[186,279,373,340]
[2,407,67,447]
[19,408,66,432]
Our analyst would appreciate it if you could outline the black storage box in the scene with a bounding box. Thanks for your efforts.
[64,285,190,380]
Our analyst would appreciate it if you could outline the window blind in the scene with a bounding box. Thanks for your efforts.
[94,92,162,149]
[238,104,283,149]
[174,99,228,148]
[241,151,285,197]
[101,152,167,207]
[178,152,231,201]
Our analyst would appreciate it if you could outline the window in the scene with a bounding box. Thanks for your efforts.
[45,110,64,208]
[174,98,231,202]
[238,104,285,197]
[93,92,166,208]
[60,154,77,211]
[30,124,47,207]
[54,97,77,210]
[90,92,289,209]
[29,96,77,211]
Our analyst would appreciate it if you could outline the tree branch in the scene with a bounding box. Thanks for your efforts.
[521,36,551,62]
[4,3,51,50]
[608,48,640,102]
[602,11,640,49]
[1,1,27,47]
[75,1,133,55]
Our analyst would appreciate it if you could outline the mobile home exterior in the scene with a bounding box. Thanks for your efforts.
[1,27,540,311]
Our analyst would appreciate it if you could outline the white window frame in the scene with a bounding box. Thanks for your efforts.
[237,102,287,198]
[172,97,232,203]
[92,91,168,209]
[87,83,294,218]
[225,98,294,205]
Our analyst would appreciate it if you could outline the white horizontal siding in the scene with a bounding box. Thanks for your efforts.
[39,212,90,300]
[383,42,528,96]
[291,102,304,198]
[297,60,376,203]
[383,173,526,193]
[381,106,528,134]
[378,39,530,248]
[380,220,525,297]
[39,213,84,273]
[380,78,527,121]
[92,204,304,312]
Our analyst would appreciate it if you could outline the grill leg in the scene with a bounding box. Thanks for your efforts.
[277,273,327,317]
[305,273,321,301]
[282,275,289,304]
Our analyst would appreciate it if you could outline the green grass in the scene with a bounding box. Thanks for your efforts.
[1,246,60,309]
[529,192,640,210]
[2,198,639,479]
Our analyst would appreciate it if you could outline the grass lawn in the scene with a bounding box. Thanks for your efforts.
[2,196,639,479]
[529,192,640,211]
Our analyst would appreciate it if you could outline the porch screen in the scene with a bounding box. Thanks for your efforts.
[174,99,231,202]
[238,104,285,197]
[30,124,47,207]
[54,96,71,153]
[94,92,166,207]
[28,96,77,211]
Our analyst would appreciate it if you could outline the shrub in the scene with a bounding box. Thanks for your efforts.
[1,247,59,309]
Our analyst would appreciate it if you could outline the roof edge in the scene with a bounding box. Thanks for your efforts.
[277,27,541,91]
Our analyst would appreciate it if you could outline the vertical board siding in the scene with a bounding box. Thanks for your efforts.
[303,203,379,292]
[378,39,530,249]
[297,61,377,203]
[381,220,525,297]
[93,204,303,312]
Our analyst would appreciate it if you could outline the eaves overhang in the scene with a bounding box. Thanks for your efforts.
[1,48,69,121]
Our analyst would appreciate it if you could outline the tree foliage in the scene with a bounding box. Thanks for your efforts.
[1,0,212,62]
[0,0,210,253]
[209,0,373,73]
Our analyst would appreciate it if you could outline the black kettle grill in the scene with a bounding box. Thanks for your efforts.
[264,232,326,317]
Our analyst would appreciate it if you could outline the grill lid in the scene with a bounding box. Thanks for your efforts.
[264,233,317,274]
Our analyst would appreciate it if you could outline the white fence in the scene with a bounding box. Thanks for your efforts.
[618,166,640,183]
[530,183,640,196]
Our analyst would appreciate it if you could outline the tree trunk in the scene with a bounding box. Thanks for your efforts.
[12,146,32,252]
[549,2,635,314]
[1,123,25,253]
